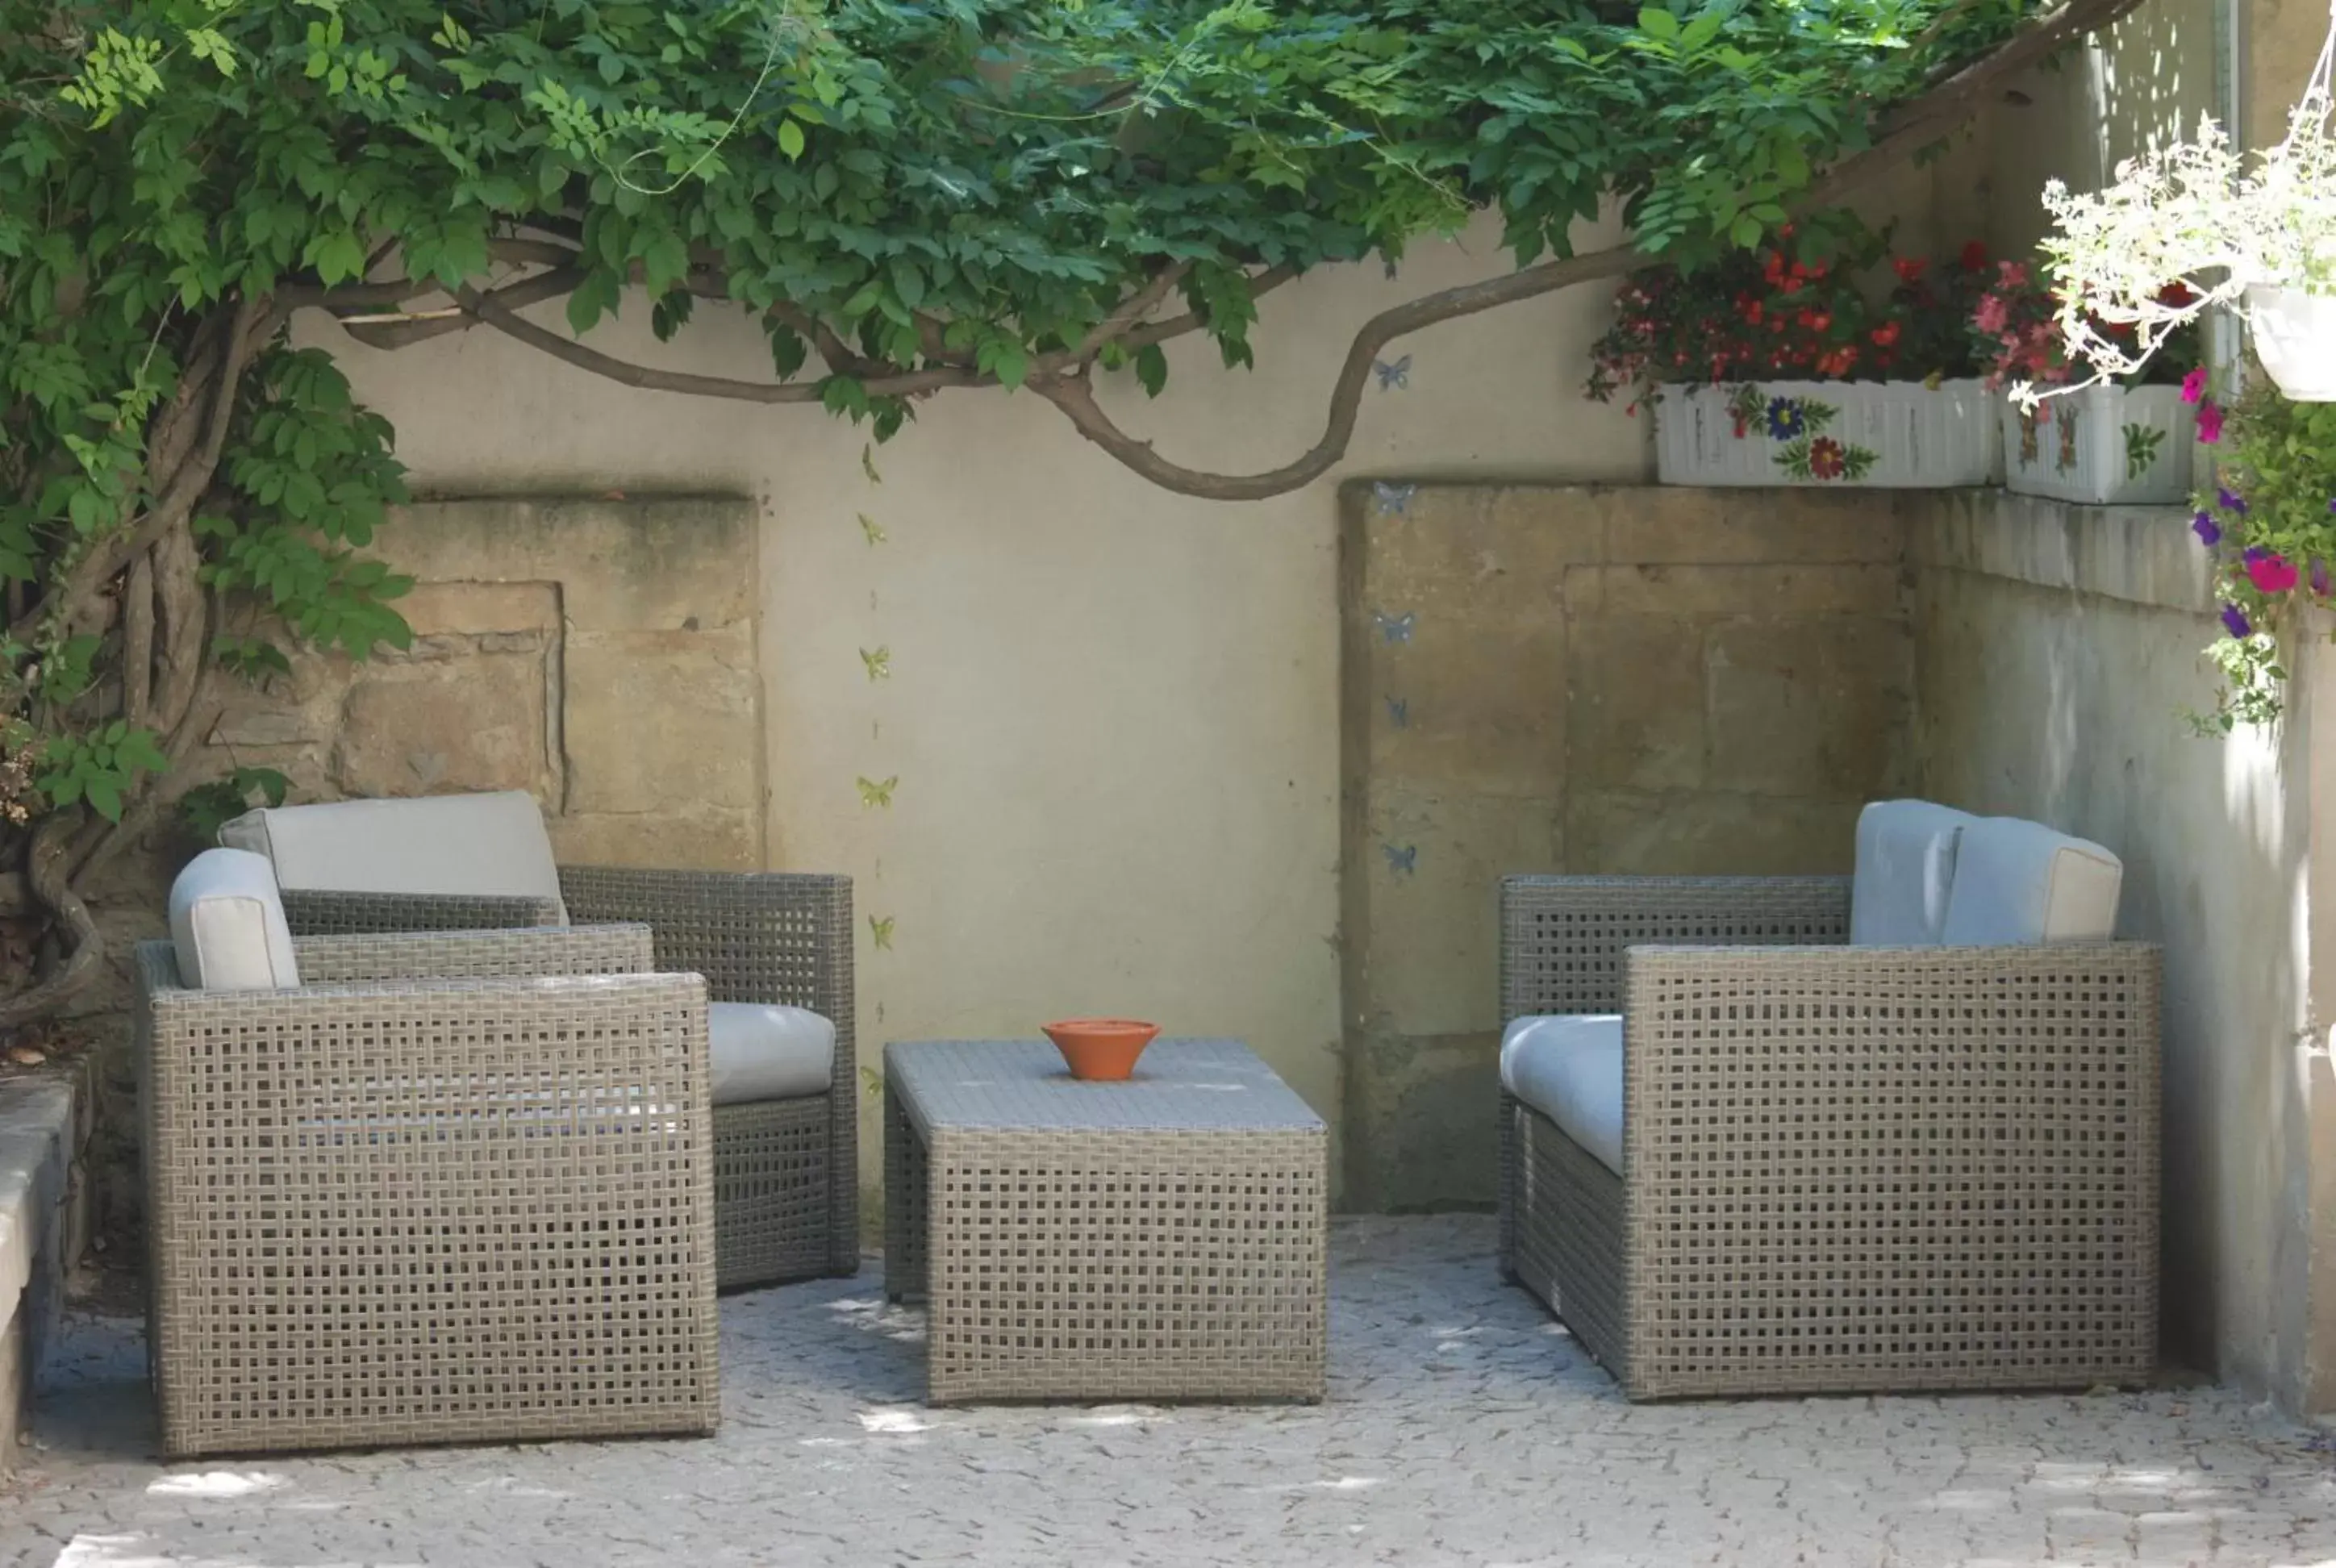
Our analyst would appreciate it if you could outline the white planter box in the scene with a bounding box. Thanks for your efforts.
[1652,378,2001,488]
[2000,384,2196,505]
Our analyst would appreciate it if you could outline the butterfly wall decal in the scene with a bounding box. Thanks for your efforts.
[858,512,886,546]
[856,774,899,809]
[1374,610,1415,644]
[1383,843,1418,875]
[1371,482,1416,516]
[861,444,883,485]
[861,646,891,681]
[1385,697,1409,729]
[869,915,896,949]
[1373,354,1411,391]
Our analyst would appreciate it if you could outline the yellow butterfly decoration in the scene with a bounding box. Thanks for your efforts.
[856,774,898,809]
[868,915,895,950]
[858,512,886,546]
[861,444,882,485]
[861,645,891,681]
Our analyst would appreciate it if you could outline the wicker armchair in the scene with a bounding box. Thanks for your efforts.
[278,867,857,1290]
[1498,874,2162,1399]
[138,923,719,1458]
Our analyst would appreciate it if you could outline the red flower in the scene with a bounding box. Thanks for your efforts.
[1807,311,1831,332]
[1762,252,1786,285]
[1808,438,1848,479]
[1744,302,1764,323]
[1959,240,1989,271]
[1892,257,1926,284]
[1870,320,1902,347]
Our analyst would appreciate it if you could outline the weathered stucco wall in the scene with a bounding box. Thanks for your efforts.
[1910,494,2335,1410]
[1339,484,1917,1209]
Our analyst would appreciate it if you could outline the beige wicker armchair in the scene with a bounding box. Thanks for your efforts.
[223,794,858,1291]
[138,922,719,1457]
[1498,843,2162,1399]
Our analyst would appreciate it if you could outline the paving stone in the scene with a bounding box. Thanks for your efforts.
[4,1217,2336,1567]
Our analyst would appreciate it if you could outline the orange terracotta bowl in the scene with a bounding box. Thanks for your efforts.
[1042,1018,1162,1081]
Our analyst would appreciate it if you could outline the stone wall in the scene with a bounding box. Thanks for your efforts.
[1909,494,2336,1412]
[1337,483,1917,1210]
[194,494,765,867]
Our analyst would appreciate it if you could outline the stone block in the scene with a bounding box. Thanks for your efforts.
[383,497,757,633]
[1341,1028,1502,1212]
[1566,789,1859,874]
[1608,487,1910,565]
[1355,486,1604,616]
[1362,787,1561,1037]
[1366,612,1566,797]
[561,633,759,815]
[332,647,553,799]
[394,580,560,639]
[549,807,761,871]
[1565,561,1902,619]
[1567,616,1706,792]
[1707,616,1912,799]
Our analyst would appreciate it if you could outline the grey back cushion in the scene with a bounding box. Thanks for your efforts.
[1849,799,1979,945]
[168,848,301,990]
[219,790,568,923]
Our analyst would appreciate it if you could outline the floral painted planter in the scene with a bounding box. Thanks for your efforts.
[2000,384,2196,505]
[1652,379,2000,488]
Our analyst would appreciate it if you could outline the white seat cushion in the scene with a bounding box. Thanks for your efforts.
[168,849,300,991]
[1850,799,1978,945]
[219,790,567,922]
[1939,816,2122,944]
[1500,1014,1624,1176]
[709,1003,836,1105]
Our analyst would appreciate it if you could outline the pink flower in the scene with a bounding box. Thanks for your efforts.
[2197,398,2224,444]
[1974,296,2010,336]
[2248,552,2301,594]
[1997,261,2029,287]
[2180,367,2208,405]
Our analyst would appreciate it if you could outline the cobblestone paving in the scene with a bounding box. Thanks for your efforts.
[6,1217,2336,1567]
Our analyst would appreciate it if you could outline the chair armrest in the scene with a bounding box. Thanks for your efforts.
[1500,875,1851,1020]
[556,866,853,1016]
[279,887,565,937]
[1621,939,2161,1172]
[290,924,655,984]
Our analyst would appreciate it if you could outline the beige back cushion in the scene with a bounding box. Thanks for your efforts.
[219,790,566,921]
[1938,815,2122,945]
[168,848,300,990]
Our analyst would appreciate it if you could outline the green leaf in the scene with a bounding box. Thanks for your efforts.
[778,119,807,161]
[1135,344,1168,398]
[1638,8,1680,40]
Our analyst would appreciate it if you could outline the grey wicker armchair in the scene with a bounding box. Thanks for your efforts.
[138,923,719,1457]
[281,866,858,1291]
[1498,870,2161,1400]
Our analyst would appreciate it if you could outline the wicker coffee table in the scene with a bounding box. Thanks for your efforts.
[883,1038,1328,1403]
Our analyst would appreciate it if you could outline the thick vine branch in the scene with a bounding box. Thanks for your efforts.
[1033,0,2148,499]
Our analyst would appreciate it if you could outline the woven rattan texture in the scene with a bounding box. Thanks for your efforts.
[292,924,652,984]
[713,1097,832,1290]
[280,888,564,936]
[136,943,720,1457]
[1503,1093,1629,1382]
[885,1040,1327,1404]
[1500,875,1853,1020]
[561,866,857,1278]
[1618,941,2160,1398]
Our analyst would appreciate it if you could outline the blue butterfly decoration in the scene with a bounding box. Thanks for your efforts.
[1385,696,1409,729]
[1383,843,1418,876]
[1373,610,1415,644]
[1373,354,1412,391]
[1371,482,1416,517]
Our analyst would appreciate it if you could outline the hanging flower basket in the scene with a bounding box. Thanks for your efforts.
[1653,378,2000,488]
[2000,384,2197,504]
[2246,286,2336,400]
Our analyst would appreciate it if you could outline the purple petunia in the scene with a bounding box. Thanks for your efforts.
[2313,559,2330,598]
[2219,487,2250,514]
[2193,511,2222,546]
[2223,603,2255,639]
